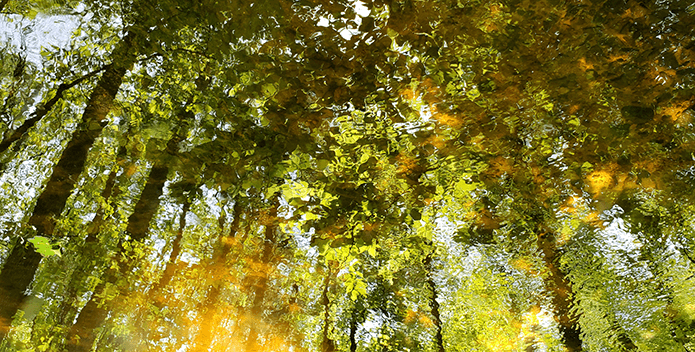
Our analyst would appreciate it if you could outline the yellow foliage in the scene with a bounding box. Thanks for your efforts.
[418,314,435,328]
[585,170,613,197]
[584,211,605,229]
[559,196,578,214]
[400,88,415,101]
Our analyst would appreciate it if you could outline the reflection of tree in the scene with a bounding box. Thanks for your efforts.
[1,0,695,350]
[423,246,445,352]
[245,195,280,351]
[537,231,582,351]
[0,32,140,341]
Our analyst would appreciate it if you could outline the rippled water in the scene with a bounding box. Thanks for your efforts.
[0,13,78,66]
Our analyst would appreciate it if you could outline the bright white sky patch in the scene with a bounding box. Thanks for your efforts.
[354,0,370,17]
[0,13,80,67]
[316,17,329,27]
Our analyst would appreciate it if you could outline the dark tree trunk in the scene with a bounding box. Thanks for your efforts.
[0,32,138,336]
[349,312,358,352]
[65,286,110,352]
[423,250,445,352]
[0,65,107,157]
[47,148,125,349]
[124,165,169,241]
[0,239,42,339]
[65,68,207,350]
[84,146,125,243]
[0,0,8,13]
[150,199,190,301]
[537,232,583,351]
[65,160,170,352]
[245,197,279,352]
[29,32,137,236]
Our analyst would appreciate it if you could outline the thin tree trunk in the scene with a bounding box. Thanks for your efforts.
[65,285,110,352]
[424,249,445,352]
[150,198,190,301]
[32,147,126,343]
[84,146,126,243]
[349,312,358,352]
[320,265,336,352]
[39,147,125,348]
[0,65,107,157]
[124,165,169,241]
[537,232,583,351]
[29,31,137,236]
[245,197,279,352]
[191,200,243,352]
[137,197,191,346]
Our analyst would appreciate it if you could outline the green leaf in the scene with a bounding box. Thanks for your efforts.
[28,236,61,257]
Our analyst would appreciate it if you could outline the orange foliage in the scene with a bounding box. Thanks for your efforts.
[511,257,539,276]
[419,314,435,328]
[400,88,415,101]
[578,58,594,72]
[433,110,464,128]
[559,196,579,215]
[660,98,694,124]
[396,153,418,174]
[487,156,513,177]
[404,309,417,324]
[585,169,613,197]
[584,211,605,229]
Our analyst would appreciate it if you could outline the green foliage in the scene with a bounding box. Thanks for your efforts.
[1,0,695,351]
[27,236,60,257]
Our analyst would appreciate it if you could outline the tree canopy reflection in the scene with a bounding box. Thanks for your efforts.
[1,0,694,351]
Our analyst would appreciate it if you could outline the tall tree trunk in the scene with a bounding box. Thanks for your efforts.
[537,232,583,351]
[65,286,110,352]
[65,67,208,350]
[65,156,171,352]
[150,198,191,301]
[320,265,336,352]
[29,31,137,237]
[245,197,279,352]
[83,146,126,243]
[0,238,42,338]
[191,200,243,352]
[349,311,358,352]
[39,147,125,348]
[423,250,445,352]
[0,32,138,339]
[137,197,191,346]
[123,165,169,241]
[43,147,126,350]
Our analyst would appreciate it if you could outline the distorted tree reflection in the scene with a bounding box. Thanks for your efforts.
[1,0,695,351]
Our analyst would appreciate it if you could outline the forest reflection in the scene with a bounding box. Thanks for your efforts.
[1,0,695,351]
